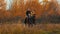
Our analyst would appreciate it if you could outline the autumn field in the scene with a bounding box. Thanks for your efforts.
[0,0,60,34]
[0,22,60,34]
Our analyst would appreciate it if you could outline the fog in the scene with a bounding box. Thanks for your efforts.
[57,0,60,4]
[4,0,13,10]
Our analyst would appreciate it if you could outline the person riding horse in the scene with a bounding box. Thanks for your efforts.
[24,9,31,24]
[24,9,36,25]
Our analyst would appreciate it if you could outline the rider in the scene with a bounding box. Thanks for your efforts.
[24,9,31,24]
[26,9,31,18]
[24,9,36,25]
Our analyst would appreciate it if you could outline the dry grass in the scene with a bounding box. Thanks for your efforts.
[0,22,60,34]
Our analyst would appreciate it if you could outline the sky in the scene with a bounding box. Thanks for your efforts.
[5,0,13,10]
[39,0,60,4]
[57,0,60,4]
[4,0,60,10]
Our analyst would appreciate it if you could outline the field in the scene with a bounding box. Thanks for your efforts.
[0,0,60,34]
[0,22,60,34]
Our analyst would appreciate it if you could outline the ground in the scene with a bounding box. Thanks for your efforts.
[0,22,60,34]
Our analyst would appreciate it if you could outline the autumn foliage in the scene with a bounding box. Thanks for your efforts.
[0,0,60,21]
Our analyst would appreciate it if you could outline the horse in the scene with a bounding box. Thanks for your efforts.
[24,14,36,26]
[24,9,36,26]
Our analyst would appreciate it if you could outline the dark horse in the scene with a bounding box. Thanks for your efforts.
[24,10,36,25]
